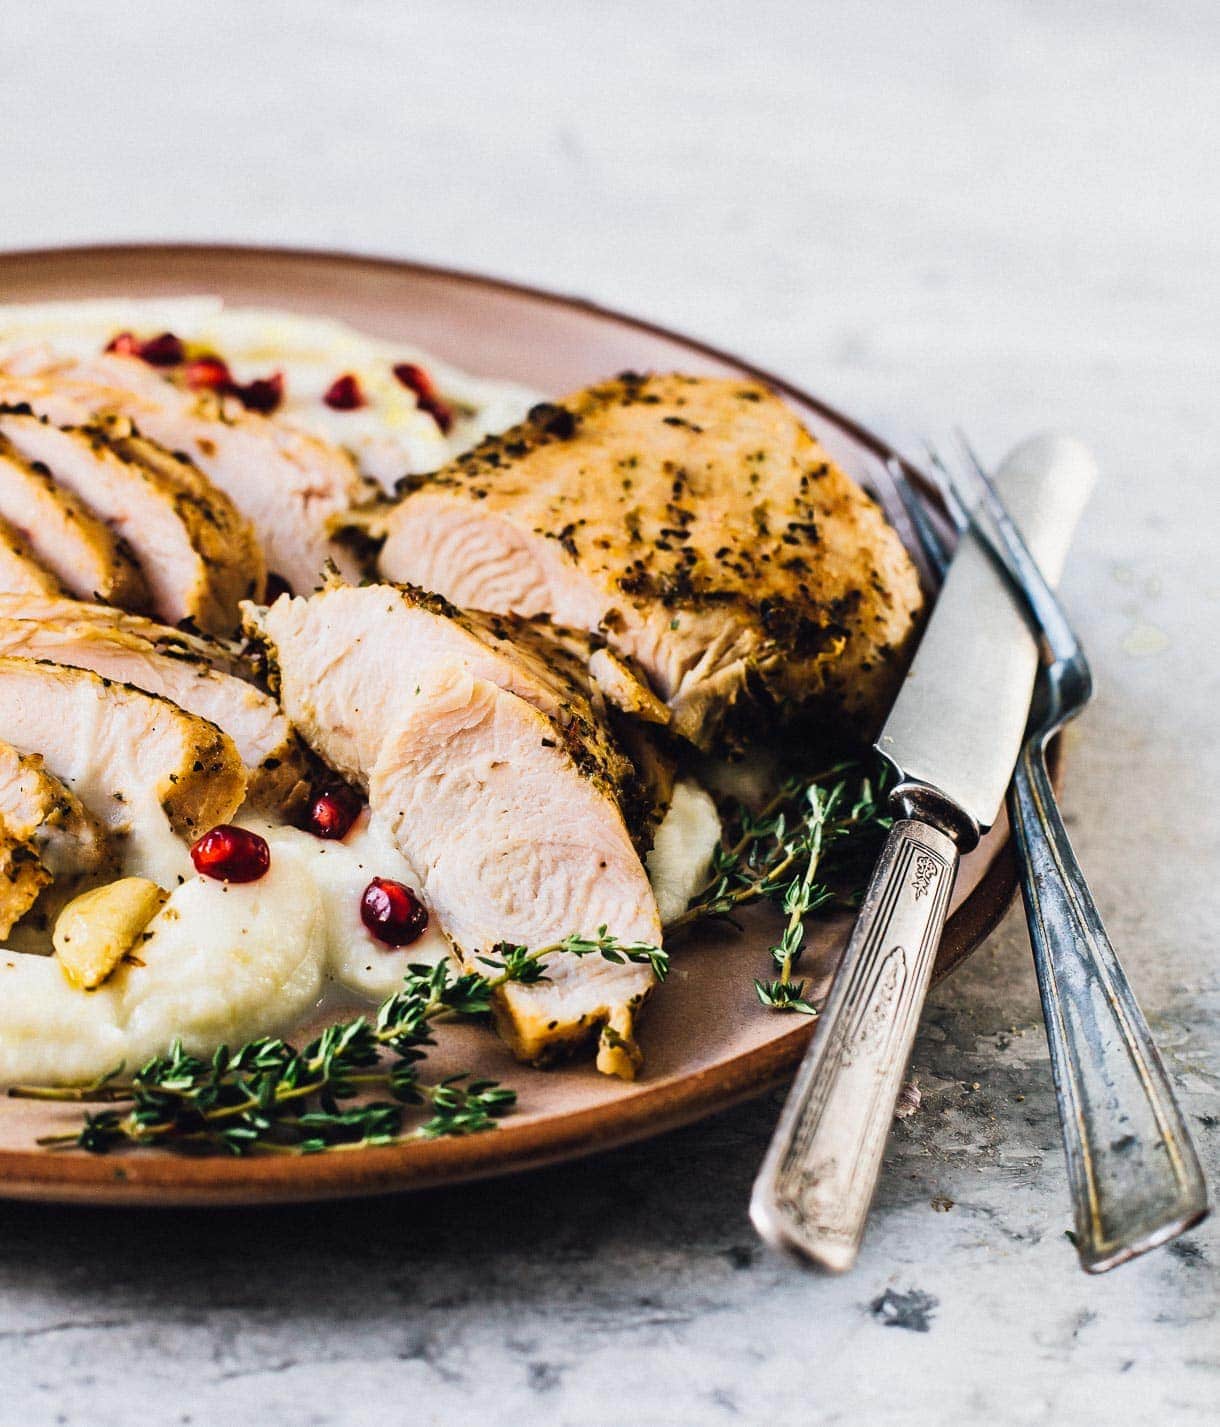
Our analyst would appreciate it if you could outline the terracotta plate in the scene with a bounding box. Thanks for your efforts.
[0,245,1052,1206]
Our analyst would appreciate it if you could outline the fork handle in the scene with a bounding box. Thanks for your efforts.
[1010,737,1209,1270]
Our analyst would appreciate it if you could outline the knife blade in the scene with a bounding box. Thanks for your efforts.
[750,433,1096,1271]
[878,434,1097,833]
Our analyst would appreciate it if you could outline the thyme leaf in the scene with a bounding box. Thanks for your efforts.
[669,758,892,1015]
[754,978,818,1015]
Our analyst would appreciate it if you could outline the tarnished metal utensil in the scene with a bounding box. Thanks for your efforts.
[939,439,1209,1272]
[751,434,1094,1272]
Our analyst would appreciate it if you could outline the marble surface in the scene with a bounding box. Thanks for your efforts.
[1,2,1218,1423]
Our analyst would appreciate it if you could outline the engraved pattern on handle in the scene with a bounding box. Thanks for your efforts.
[1011,739,1209,1272]
[751,819,958,1271]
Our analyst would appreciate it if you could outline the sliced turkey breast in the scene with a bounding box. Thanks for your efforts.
[377,374,923,750]
[0,618,308,812]
[0,352,369,593]
[0,513,66,596]
[369,666,660,1075]
[482,611,670,726]
[0,431,148,610]
[0,659,246,858]
[0,740,113,936]
[0,593,252,677]
[252,581,662,1073]
[247,580,646,837]
[0,407,264,634]
[585,645,671,726]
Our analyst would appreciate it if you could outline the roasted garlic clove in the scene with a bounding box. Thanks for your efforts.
[52,878,168,990]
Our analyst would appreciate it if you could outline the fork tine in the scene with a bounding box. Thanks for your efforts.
[885,457,951,579]
[954,432,1082,660]
[920,445,971,535]
[917,442,1034,605]
[925,440,1069,658]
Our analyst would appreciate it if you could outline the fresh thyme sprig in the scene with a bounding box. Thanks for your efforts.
[478,927,669,984]
[669,760,892,1016]
[12,930,668,1156]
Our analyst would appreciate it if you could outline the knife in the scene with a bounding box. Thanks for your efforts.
[750,434,1096,1271]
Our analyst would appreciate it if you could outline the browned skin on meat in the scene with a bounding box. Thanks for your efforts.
[0,741,114,937]
[0,432,149,611]
[426,598,672,846]
[377,373,924,750]
[0,658,246,840]
[0,353,370,594]
[247,579,666,846]
[0,407,265,635]
[0,594,254,677]
[0,617,310,814]
[0,513,66,597]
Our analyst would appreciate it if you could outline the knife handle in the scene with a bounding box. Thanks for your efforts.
[1010,738,1209,1271]
[750,818,959,1271]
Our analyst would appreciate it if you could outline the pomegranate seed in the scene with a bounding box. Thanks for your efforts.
[392,362,453,434]
[422,397,453,433]
[305,786,362,840]
[105,331,140,356]
[392,361,436,399]
[360,877,428,946]
[137,332,186,367]
[190,825,270,883]
[323,373,366,411]
[230,371,284,414]
[183,354,232,391]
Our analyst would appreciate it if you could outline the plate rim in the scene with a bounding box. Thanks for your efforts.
[0,241,1054,1205]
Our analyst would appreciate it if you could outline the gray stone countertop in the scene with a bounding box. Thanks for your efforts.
[0,2,1217,1423]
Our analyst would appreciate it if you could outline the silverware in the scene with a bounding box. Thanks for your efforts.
[751,435,1094,1271]
[932,440,1209,1272]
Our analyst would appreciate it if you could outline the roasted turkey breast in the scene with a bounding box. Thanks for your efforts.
[0,593,252,676]
[249,580,662,1074]
[0,407,263,634]
[0,740,113,937]
[0,616,309,812]
[378,374,923,749]
[0,431,148,610]
[0,658,246,845]
[0,514,65,597]
[370,666,659,1075]
[0,352,369,594]
[246,580,655,839]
